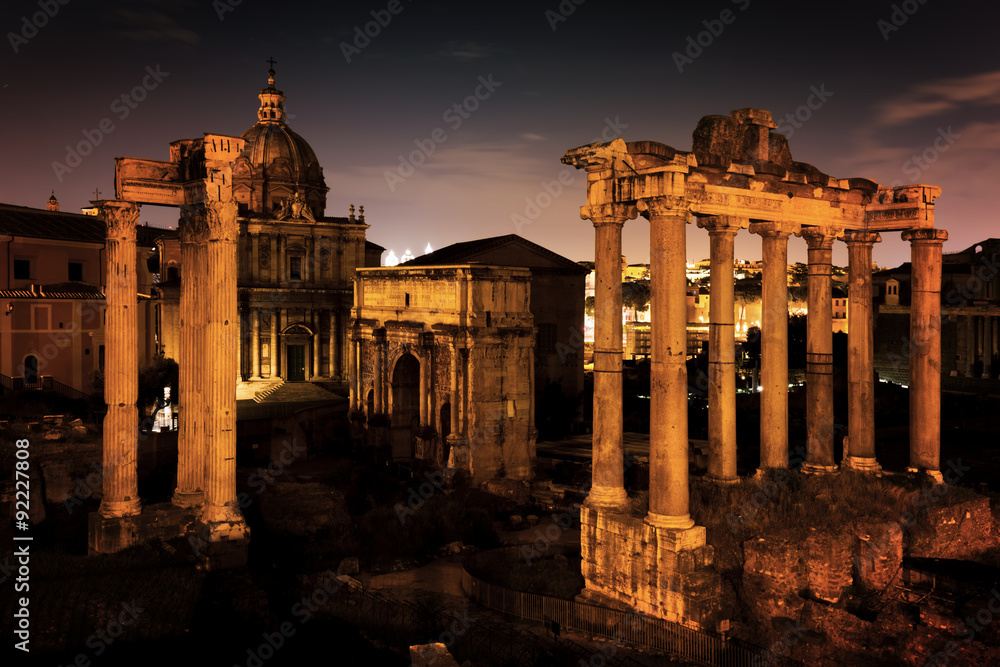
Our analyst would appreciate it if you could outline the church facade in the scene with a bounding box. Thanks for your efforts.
[146,65,383,395]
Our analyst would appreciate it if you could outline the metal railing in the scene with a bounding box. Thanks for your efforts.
[462,547,797,667]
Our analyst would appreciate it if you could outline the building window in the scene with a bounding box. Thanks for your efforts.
[69,262,83,281]
[289,256,302,280]
[167,266,179,281]
[14,259,30,280]
[537,322,557,355]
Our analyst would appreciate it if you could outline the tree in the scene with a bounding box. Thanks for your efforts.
[734,279,761,331]
[621,280,651,319]
[585,295,595,317]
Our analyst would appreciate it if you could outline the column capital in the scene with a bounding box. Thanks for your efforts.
[581,203,638,226]
[842,229,882,246]
[206,200,239,242]
[902,228,948,245]
[749,221,798,239]
[696,214,747,235]
[799,225,840,249]
[93,200,140,239]
[179,205,211,244]
[637,195,686,217]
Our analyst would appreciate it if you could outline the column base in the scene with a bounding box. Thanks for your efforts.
[645,511,696,533]
[98,498,142,519]
[585,485,627,510]
[843,456,882,475]
[801,462,839,475]
[194,508,250,571]
[704,473,740,485]
[171,490,205,509]
[907,466,945,484]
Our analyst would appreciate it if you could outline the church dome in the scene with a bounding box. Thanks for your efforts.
[232,62,328,220]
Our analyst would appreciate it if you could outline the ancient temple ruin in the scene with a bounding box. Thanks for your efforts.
[563,108,946,628]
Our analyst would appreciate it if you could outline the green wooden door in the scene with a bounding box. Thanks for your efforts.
[287,345,306,381]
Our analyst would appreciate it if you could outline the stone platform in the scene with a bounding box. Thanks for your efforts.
[88,502,198,555]
[579,505,724,630]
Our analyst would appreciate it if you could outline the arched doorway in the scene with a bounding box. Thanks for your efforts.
[390,353,420,458]
[22,355,38,386]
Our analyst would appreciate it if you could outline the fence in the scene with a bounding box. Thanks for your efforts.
[462,547,798,667]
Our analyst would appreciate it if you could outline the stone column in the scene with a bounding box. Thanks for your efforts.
[583,204,636,510]
[96,200,142,518]
[348,334,358,411]
[697,215,745,483]
[312,311,320,380]
[450,339,461,436]
[964,316,976,377]
[277,234,285,283]
[643,198,694,529]
[903,228,948,481]
[201,200,246,529]
[419,338,430,427]
[751,223,793,470]
[843,230,882,474]
[269,308,279,379]
[329,311,337,378]
[249,232,257,284]
[801,226,839,474]
[983,316,993,378]
[250,308,261,379]
[174,207,208,508]
[374,331,385,414]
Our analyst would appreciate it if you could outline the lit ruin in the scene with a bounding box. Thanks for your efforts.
[562,108,945,628]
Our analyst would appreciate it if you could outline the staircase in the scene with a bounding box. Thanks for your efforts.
[255,381,340,404]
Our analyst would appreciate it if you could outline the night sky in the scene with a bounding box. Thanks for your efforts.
[3,0,999,268]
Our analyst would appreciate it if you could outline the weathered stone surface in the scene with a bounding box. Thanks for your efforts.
[804,530,853,604]
[854,522,902,593]
[338,557,360,576]
[911,496,995,561]
[258,481,351,537]
[409,643,461,667]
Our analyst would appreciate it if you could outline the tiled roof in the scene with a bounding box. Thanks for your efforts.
[0,282,150,300]
[0,203,173,246]
[400,234,588,274]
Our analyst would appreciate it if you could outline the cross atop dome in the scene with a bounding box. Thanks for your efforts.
[257,57,286,124]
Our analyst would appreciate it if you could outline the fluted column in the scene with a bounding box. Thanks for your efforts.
[251,308,261,379]
[277,234,285,284]
[312,310,320,380]
[374,330,385,414]
[201,200,244,525]
[642,197,694,529]
[751,222,793,470]
[801,226,839,474]
[843,230,882,474]
[249,232,258,284]
[904,228,948,481]
[450,339,461,436]
[419,341,429,427]
[583,203,636,510]
[96,200,142,518]
[174,206,209,508]
[269,308,279,378]
[698,215,745,483]
[348,334,358,411]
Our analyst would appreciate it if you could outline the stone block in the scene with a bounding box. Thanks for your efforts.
[804,531,853,603]
[88,512,139,554]
[854,522,902,593]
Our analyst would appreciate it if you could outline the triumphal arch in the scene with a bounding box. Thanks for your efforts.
[563,108,945,627]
